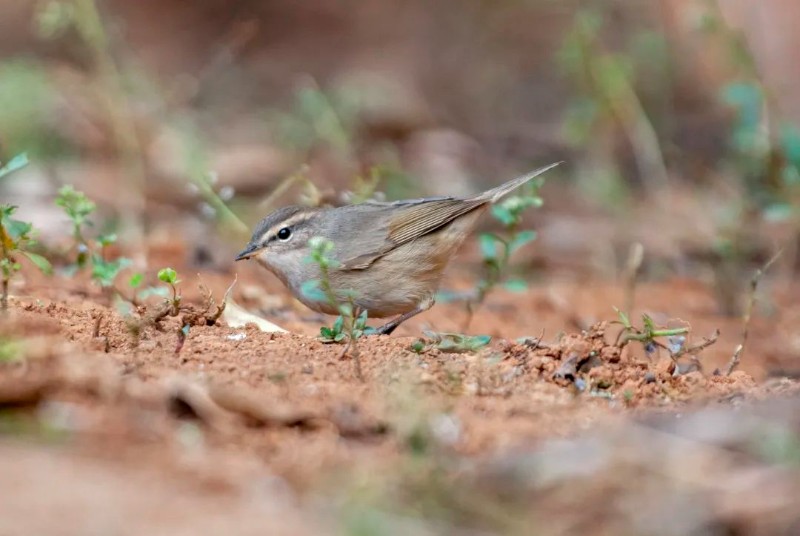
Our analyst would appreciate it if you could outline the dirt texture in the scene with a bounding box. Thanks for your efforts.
[3,259,800,534]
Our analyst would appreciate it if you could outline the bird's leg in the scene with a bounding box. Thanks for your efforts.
[373,297,435,335]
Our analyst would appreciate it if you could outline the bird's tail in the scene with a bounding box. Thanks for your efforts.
[475,161,562,203]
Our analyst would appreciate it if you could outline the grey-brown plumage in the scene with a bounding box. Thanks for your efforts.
[237,162,560,334]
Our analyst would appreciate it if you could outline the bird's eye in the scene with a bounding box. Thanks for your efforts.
[277,227,292,241]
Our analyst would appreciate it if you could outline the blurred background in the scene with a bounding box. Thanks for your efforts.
[5,3,800,534]
[1,0,800,305]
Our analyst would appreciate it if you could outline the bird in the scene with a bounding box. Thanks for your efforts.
[236,161,560,334]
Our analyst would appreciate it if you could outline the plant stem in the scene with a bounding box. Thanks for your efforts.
[73,0,147,265]
[1,278,7,311]
[725,250,782,375]
[1,224,10,311]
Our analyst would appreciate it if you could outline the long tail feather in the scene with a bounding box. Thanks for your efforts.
[476,161,562,203]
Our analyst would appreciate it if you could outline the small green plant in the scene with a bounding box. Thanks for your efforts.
[55,185,95,257]
[123,272,169,306]
[0,154,52,310]
[1,205,52,310]
[319,310,369,344]
[55,185,132,290]
[411,331,492,354]
[463,179,544,328]
[157,267,182,314]
[612,308,689,355]
[301,236,370,378]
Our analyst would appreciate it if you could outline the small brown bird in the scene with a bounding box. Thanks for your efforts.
[236,162,560,334]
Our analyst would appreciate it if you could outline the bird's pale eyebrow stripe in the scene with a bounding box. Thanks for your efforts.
[259,212,315,242]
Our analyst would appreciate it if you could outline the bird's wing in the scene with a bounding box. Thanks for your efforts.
[337,198,483,270]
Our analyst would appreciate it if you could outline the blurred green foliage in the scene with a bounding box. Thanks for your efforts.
[0,61,65,158]
[271,84,360,156]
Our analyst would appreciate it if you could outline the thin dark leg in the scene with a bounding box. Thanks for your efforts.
[373,298,435,335]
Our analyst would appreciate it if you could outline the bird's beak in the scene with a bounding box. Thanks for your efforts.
[235,243,261,262]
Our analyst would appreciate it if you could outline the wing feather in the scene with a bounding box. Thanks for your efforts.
[338,198,483,270]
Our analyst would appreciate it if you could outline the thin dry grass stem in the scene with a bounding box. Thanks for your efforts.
[338,314,364,382]
[724,250,782,375]
[74,0,148,267]
[622,242,644,315]
[585,53,669,189]
[196,274,238,324]
[673,329,720,359]
[257,164,312,210]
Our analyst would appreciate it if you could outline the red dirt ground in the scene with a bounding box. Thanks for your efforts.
[2,246,800,534]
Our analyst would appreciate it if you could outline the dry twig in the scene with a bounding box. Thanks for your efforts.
[724,250,782,375]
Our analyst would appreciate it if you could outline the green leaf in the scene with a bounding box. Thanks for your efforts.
[334,332,346,342]
[320,327,333,338]
[490,205,515,226]
[781,124,800,167]
[338,303,353,318]
[503,279,528,293]
[21,251,52,275]
[479,233,499,260]
[92,257,132,287]
[97,232,117,247]
[3,217,32,241]
[508,230,537,253]
[55,185,95,226]
[157,267,179,285]
[308,236,334,255]
[465,334,492,350]
[128,273,143,288]
[332,315,344,334]
[642,313,656,333]
[300,279,326,302]
[0,153,29,179]
[410,340,426,353]
[355,309,368,329]
[613,306,631,328]
[430,332,492,353]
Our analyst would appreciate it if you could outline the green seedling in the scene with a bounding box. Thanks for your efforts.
[319,309,369,344]
[411,331,492,354]
[611,307,720,363]
[613,307,688,353]
[157,267,182,314]
[1,205,53,311]
[55,185,95,269]
[92,233,131,288]
[125,272,169,304]
[0,154,52,310]
[464,178,544,328]
[55,185,133,290]
[301,236,370,379]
